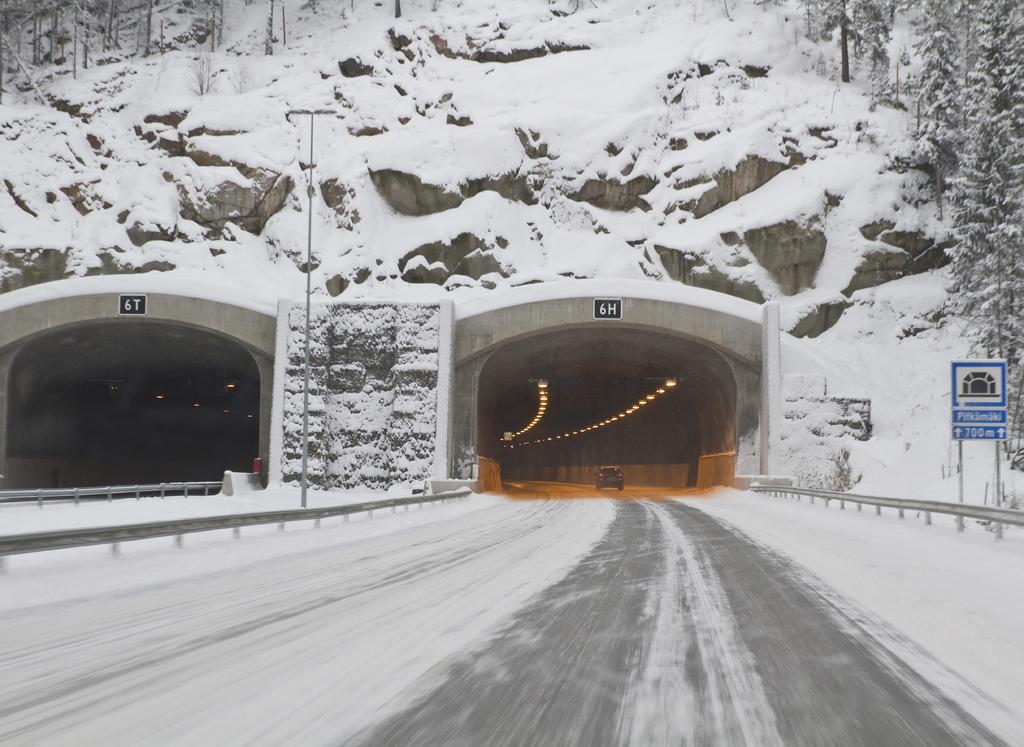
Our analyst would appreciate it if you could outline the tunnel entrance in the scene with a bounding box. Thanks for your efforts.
[476,328,738,490]
[4,322,262,488]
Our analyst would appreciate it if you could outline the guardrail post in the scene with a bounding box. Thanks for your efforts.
[875,505,881,516]
[898,508,904,520]
[0,556,7,574]
[135,485,140,501]
[278,522,285,532]
[233,527,241,539]
[111,542,120,558]
[184,484,189,498]
[840,500,845,510]
[314,519,321,529]
[925,511,932,526]
[36,489,42,509]
[995,523,1003,541]
[175,534,183,548]
[343,513,349,523]
[160,483,166,499]
[856,501,862,512]
[368,509,373,520]
[73,488,80,507]
[107,488,112,503]
[809,495,814,505]
[957,516,964,533]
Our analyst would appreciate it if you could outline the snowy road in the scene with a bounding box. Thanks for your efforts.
[0,488,1010,746]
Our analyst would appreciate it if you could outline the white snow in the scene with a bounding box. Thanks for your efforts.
[692,489,1024,745]
[0,496,615,744]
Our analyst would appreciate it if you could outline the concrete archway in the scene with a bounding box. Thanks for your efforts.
[452,283,764,489]
[0,284,276,488]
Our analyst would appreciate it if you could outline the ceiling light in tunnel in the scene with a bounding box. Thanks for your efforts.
[646,394,655,400]
[155,393,165,400]
[226,382,238,390]
[193,402,201,408]
[538,379,548,388]
[638,400,647,406]
[657,388,666,394]
[666,378,678,387]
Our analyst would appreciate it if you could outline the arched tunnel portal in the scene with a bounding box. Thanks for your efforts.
[0,291,276,489]
[3,322,264,488]
[477,328,739,489]
[452,294,764,491]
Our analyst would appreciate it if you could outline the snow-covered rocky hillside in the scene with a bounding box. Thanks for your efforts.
[1,0,986,495]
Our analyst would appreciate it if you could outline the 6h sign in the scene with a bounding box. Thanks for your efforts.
[593,298,622,320]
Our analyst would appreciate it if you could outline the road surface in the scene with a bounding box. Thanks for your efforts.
[0,484,1007,746]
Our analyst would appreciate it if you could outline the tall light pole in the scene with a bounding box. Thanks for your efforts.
[286,108,334,508]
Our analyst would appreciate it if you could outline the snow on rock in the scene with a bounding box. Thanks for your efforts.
[280,300,449,491]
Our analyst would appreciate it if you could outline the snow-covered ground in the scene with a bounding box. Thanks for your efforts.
[692,489,1024,742]
[0,486,485,606]
[0,497,616,744]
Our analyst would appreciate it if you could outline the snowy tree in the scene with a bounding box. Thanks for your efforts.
[950,0,1024,367]
[265,0,274,55]
[913,0,961,216]
[803,0,853,83]
[851,0,891,106]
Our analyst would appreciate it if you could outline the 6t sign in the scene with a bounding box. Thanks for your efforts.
[118,294,147,316]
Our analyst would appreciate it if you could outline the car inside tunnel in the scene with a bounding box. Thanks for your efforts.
[476,328,738,490]
[3,322,262,489]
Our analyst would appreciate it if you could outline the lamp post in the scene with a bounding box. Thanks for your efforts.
[286,108,334,508]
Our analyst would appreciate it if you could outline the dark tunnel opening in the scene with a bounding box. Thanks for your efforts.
[4,322,262,489]
[477,328,738,490]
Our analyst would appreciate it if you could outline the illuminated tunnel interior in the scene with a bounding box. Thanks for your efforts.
[4,322,261,488]
[477,328,738,489]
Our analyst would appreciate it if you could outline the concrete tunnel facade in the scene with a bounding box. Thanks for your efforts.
[0,285,277,488]
[0,279,774,491]
[451,288,767,490]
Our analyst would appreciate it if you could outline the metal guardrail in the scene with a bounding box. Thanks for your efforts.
[0,481,223,506]
[752,485,1024,540]
[0,489,472,570]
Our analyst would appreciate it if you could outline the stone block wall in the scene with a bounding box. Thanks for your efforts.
[277,300,451,491]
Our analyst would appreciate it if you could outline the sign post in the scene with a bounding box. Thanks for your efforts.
[951,359,1008,506]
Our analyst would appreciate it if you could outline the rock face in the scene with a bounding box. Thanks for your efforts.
[654,245,765,303]
[688,154,795,218]
[570,175,656,212]
[843,245,908,296]
[743,220,826,295]
[0,248,68,292]
[370,168,534,216]
[399,233,506,284]
[280,302,446,490]
[319,179,361,229]
[338,57,374,77]
[177,168,293,235]
[788,300,850,338]
[429,34,589,63]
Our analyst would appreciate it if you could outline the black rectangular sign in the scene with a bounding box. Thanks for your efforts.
[593,298,622,320]
[118,294,147,316]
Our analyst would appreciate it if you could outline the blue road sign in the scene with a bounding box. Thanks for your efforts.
[952,424,1008,441]
[952,409,1007,424]
[951,360,1007,408]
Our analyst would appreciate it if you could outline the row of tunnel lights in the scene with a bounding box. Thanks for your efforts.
[506,379,549,439]
[502,377,678,448]
[151,382,253,417]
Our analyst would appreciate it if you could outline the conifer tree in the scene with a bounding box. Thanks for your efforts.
[913,0,961,217]
[950,0,1024,363]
